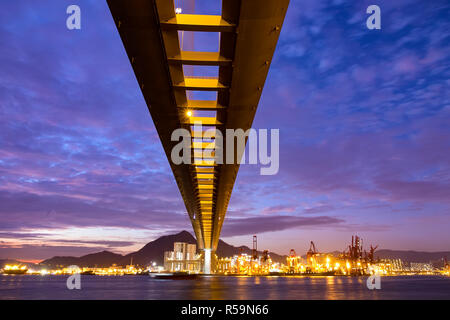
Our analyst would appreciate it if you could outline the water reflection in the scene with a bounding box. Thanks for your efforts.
[1,275,448,300]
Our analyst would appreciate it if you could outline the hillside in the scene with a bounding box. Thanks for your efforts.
[39,231,450,268]
[42,251,124,268]
[41,231,287,267]
[375,249,450,264]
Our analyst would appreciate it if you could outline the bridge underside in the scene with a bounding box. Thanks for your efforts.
[107,0,289,254]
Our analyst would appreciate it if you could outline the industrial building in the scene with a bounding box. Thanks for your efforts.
[164,242,201,272]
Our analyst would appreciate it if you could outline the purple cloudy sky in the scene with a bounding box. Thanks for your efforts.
[0,0,449,261]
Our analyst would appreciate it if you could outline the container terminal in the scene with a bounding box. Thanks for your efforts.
[2,235,449,277]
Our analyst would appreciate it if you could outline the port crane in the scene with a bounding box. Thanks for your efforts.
[365,245,378,263]
[307,241,318,256]
[252,235,258,260]
[287,249,300,273]
[306,241,319,270]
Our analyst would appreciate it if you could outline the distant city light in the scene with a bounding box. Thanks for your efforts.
[4,265,27,271]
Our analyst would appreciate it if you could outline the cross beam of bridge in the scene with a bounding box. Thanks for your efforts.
[107,0,289,273]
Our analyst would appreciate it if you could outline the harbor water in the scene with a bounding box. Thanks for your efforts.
[0,275,449,300]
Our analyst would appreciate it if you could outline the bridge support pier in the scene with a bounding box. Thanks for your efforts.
[203,248,211,274]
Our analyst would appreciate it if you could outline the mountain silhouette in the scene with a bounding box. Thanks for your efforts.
[41,230,286,267]
[40,250,123,268]
[119,230,196,266]
[39,231,450,268]
[374,249,450,265]
[216,239,286,263]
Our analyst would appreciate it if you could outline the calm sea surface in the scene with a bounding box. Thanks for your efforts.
[0,275,449,300]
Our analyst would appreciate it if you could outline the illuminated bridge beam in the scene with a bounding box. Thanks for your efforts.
[173,77,228,91]
[183,117,222,126]
[160,14,236,32]
[191,141,217,149]
[191,131,218,139]
[168,51,232,66]
[195,167,215,174]
[179,100,225,111]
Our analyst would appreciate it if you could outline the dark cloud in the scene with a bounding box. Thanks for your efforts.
[0,244,113,261]
[0,232,49,239]
[303,206,335,215]
[0,190,190,231]
[47,239,135,248]
[221,215,344,237]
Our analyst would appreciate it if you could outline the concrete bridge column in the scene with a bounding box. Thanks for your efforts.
[203,248,211,274]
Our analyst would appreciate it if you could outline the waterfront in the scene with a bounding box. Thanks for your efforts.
[0,275,449,300]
